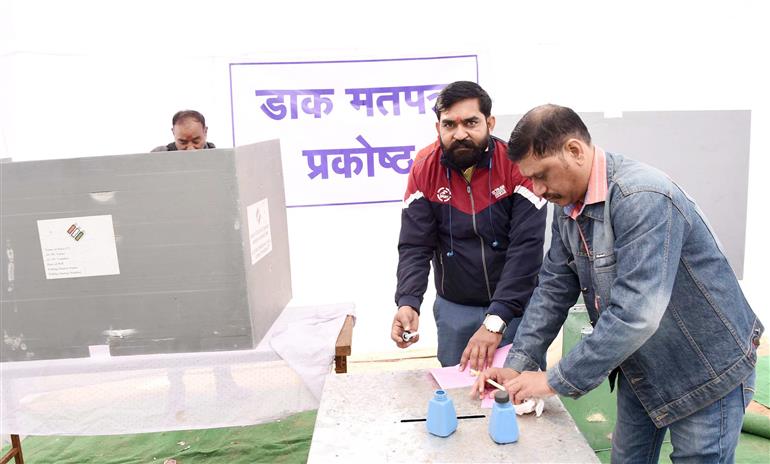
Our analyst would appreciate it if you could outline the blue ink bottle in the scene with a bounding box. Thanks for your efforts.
[426,389,458,437]
[489,390,519,444]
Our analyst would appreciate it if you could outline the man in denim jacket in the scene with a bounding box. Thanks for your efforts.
[473,104,763,462]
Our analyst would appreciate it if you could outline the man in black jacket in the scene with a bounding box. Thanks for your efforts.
[391,82,547,371]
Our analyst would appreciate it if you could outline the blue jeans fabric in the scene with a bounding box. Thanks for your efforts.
[433,295,521,367]
[611,370,755,463]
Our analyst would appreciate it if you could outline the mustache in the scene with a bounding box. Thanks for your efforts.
[448,139,478,151]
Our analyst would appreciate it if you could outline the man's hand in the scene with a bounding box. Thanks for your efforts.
[504,371,556,404]
[470,367,520,400]
[391,305,419,348]
[459,325,503,371]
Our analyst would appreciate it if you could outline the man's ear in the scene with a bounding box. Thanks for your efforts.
[565,139,585,164]
[204,126,208,136]
[435,121,440,136]
[486,115,496,132]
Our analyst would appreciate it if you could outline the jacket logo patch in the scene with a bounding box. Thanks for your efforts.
[492,185,507,199]
[436,187,452,202]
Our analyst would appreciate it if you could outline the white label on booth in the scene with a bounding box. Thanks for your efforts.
[37,215,120,279]
[247,198,272,265]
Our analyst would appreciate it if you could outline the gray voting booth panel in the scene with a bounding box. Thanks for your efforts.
[0,140,291,362]
[493,110,750,277]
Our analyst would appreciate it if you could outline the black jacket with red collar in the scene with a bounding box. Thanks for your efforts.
[395,136,547,324]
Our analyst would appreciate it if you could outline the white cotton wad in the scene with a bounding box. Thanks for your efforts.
[514,398,545,417]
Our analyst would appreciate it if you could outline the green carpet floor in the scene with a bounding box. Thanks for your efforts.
[3,410,317,464]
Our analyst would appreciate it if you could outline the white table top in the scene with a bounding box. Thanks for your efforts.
[308,369,599,463]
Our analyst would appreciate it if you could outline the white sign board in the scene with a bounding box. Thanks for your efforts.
[229,55,478,207]
[36,215,120,279]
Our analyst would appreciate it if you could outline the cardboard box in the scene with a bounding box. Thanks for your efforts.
[0,140,291,361]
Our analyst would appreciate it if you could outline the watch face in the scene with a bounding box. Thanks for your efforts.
[485,316,504,333]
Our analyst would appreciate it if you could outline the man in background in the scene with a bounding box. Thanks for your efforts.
[391,81,547,371]
[152,109,216,152]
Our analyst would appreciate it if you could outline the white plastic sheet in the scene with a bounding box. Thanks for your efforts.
[0,303,354,435]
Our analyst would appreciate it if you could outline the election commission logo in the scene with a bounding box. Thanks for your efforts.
[437,187,452,202]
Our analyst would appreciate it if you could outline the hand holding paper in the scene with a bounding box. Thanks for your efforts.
[430,344,548,414]
[459,326,503,371]
[429,344,512,390]
[470,367,521,408]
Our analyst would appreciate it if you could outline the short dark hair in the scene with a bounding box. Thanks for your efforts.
[507,104,591,162]
[433,81,492,119]
[172,110,206,127]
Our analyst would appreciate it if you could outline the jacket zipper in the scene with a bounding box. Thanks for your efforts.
[438,252,446,294]
[467,183,492,300]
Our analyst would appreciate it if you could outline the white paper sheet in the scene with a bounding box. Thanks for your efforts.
[36,215,120,279]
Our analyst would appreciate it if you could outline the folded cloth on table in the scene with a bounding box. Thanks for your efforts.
[270,303,356,400]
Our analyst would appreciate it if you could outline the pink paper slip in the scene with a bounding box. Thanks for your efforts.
[481,394,496,408]
[428,364,477,389]
[490,343,512,367]
[429,344,513,390]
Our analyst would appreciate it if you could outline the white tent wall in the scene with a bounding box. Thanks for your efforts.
[1,0,768,358]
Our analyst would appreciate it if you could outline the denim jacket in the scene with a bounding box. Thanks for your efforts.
[506,152,763,428]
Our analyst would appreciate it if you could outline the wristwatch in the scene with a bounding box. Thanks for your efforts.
[483,314,507,334]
